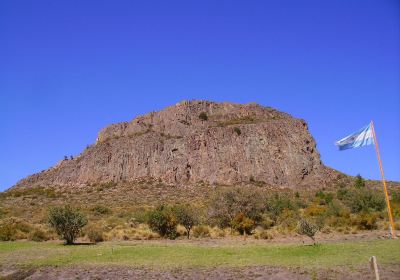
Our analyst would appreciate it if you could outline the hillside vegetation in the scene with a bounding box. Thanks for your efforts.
[1,175,399,243]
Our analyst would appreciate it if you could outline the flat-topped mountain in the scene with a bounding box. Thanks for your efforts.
[12,100,335,190]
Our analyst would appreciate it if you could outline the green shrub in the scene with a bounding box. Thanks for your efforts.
[192,225,210,238]
[346,188,385,213]
[172,204,199,239]
[266,193,294,223]
[355,174,365,189]
[233,127,241,135]
[147,205,177,239]
[91,205,112,216]
[326,199,349,217]
[315,191,333,205]
[48,205,88,244]
[86,226,104,243]
[131,210,151,224]
[391,189,400,203]
[199,112,208,121]
[337,188,349,200]
[297,218,318,243]
[28,229,49,242]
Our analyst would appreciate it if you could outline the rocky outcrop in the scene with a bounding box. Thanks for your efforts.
[12,100,333,189]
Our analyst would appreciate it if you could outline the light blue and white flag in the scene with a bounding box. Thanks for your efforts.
[335,122,374,151]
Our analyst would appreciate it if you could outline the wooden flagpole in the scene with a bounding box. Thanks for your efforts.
[370,121,396,239]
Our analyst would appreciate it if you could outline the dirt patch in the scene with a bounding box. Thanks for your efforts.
[0,267,36,280]
[1,265,398,280]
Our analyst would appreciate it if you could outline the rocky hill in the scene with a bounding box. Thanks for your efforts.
[12,100,336,190]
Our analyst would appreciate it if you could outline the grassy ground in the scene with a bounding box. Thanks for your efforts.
[0,239,399,269]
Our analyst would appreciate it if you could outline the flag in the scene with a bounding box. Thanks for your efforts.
[335,122,374,151]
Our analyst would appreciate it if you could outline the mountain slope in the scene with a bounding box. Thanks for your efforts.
[13,100,334,190]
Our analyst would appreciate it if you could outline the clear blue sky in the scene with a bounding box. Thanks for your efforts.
[1,0,399,191]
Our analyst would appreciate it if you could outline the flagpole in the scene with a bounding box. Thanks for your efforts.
[370,121,396,239]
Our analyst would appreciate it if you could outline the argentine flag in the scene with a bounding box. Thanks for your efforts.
[335,122,374,151]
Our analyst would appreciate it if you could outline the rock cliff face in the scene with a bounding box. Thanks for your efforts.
[13,100,332,189]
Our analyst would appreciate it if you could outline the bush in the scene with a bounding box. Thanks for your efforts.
[0,218,33,241]
[351,213,378,230]
[172,204,198,239]
[86,226,104,243]
[192,225,210,238]
[28,229,49,242]
[254,229,274,240]
[266,193,294,223]
[315,191,333,205]
[260,214,274,229]
[297,218,318,244]
[326,199,349,217]
[210,226,225,238]
[346,188,385,213]
[391,189,400,203]
[233,127,241,135]
[208,187,264,229]
[336,188,349,200]
[131,208,151,224]
[231,213,255,235]
[48,205,88,244]
[0,208,6,218]
[304,203,326,217]
[355,174,365,189]
[147,205,177,239]
[91,205,112,216]
[277,208,299,232]
[0,223,17,241]
[199,112,208,121]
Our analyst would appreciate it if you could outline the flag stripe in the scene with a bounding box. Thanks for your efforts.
[335,122,374,150]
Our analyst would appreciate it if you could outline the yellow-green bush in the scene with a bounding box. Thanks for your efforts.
[210,226,225,238]
[28,229,50,242]
[254,229,274,240]
[304,203,326,217]
[192,225,211,238]
[85,226,104,243]
[351,213,378,230]
[231,213,255,235]
[0,218,33,241]
[0,223,17,241]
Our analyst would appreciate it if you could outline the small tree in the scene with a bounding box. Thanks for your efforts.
[48,205,87,245]
[208,187,264,231]
[147,205,178,239]
[231,213,255,235]
[173,205,198,239]
[297,218,318,244]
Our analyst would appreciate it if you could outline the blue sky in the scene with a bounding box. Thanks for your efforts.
[1,0,399,191]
